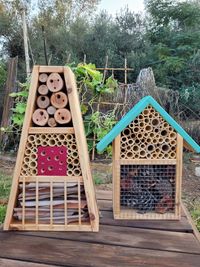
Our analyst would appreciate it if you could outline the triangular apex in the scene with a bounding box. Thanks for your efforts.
[4,66,99,231]
[96,96,200,153]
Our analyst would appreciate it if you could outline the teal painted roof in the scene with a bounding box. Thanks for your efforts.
[96,95,200,153]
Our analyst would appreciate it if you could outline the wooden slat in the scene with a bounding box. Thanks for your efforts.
[113,135,121,217]
[39,66,64,73]
[9,223,91,231]
[100,210,193,233]
[0,258,57,267]
[28,127,74,134]
[22,176,25,229]
[64,67,99,232]
[15,224,200,254]
[50,181,53,228]
[0,233,199,267]
[118,159,177,165]
[64,180,67,227]
[35,177,39,229]
[19,176,83,183]
[176,134,183,219]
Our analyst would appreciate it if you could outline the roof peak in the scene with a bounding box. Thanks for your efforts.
[96,95,200,153]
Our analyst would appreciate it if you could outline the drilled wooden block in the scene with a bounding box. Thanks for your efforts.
[37,146,67,176]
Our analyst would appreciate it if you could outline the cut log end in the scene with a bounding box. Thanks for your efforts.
[38,85,49,95]
[39,73,48,83]
[51,92,68,108]
[37,95,50,109]
[54,108,71,124]
[32,109,49,126]
[47,105,57,115]
[47,72,64,92]
[48,117,57,127]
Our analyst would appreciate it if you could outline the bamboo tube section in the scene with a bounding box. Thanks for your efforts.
[120,105,177,159]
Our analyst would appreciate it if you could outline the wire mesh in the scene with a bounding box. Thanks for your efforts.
[120,165,176,214]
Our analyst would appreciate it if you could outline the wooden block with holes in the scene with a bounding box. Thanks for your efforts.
[97,96,200,220]
[4,66,99,231]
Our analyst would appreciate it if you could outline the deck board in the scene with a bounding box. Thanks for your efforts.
[0,189,199,267]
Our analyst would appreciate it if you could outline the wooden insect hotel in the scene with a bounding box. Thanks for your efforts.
[97,96,200,220]
[4,66,99,231]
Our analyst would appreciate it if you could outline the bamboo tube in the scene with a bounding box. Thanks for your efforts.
[24,148,31,155]
[151,118,160,127]
[170,132,177,139]
[54,108,71,124]
[32,109,49,126]
[143,109,150,116]
[39,73,48,83]
[47,72,63,92]
[48,117,57,127]
[161,129,168,137]
[139,150,147,157]
[38,84,48,95]
[133,145,139,152]
[48,138,56,146]
[133,126,140,133]
[147,144,155,152]
[145,125,152,132]
[28,135,35,142]
[37,95,50,109]
[138,114,144,120]
[47,105,56,115]
[51,92,68,108]
[161,144,170,153]
[123,128,131,136]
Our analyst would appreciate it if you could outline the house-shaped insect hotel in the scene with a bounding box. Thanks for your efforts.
[4,66,99,231]
[97,96,200,220]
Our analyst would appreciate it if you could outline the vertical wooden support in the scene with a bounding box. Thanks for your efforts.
[64,180,67,227]
[22,176,25,229]
[64,67,99,232]
[78,180,81,225]
[50,181,53,228]
[176,134,183,219]
[113,135,121,218]
[36,177,39,229]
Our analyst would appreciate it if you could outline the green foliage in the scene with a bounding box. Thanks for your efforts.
[0,171,11,224]
[93,174,104,185]
[73,63,118,94]
[0,206,6,224]
[10,80,29,128]
[190,204,200,232]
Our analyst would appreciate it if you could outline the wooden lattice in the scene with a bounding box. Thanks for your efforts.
[4,66,99,231]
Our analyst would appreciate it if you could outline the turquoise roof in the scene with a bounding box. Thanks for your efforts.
[96,95,200,153]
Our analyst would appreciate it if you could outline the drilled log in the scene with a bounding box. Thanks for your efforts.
[48,117,57,127]
[47,105,56,115]
[47,72,63,92]
[51,92,68,108]
[38,84,48,95]
[54,108,71,124]
[39,73,48,83]
[32,109,49,126]
[37,95,50,109]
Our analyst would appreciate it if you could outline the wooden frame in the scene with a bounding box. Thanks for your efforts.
[4,66,99,231]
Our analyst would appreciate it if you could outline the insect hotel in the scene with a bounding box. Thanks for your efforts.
[97,96,200,220]
[4,66,99,231]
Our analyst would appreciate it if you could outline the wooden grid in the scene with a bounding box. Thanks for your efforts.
[120,105,177,160]
[4,66,99,231]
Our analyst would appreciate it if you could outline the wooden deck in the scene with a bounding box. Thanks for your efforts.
[0,189,200,267]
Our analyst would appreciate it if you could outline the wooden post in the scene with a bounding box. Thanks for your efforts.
[22,8,30,77]
[0,57,18,148]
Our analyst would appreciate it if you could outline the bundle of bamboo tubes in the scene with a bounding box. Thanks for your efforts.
[32,72,72,127]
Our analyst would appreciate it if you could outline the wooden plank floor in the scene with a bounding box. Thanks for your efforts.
[0,189,200,267]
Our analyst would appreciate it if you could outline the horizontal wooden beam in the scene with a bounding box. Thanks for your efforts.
[19,176,83,183]
[117,159,177,165]
[28,127,74,134]
[39,66,64,73]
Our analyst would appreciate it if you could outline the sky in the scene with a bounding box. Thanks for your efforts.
[98,0,145,15]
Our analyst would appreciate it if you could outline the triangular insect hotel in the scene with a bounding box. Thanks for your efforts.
[4,66,99,231]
